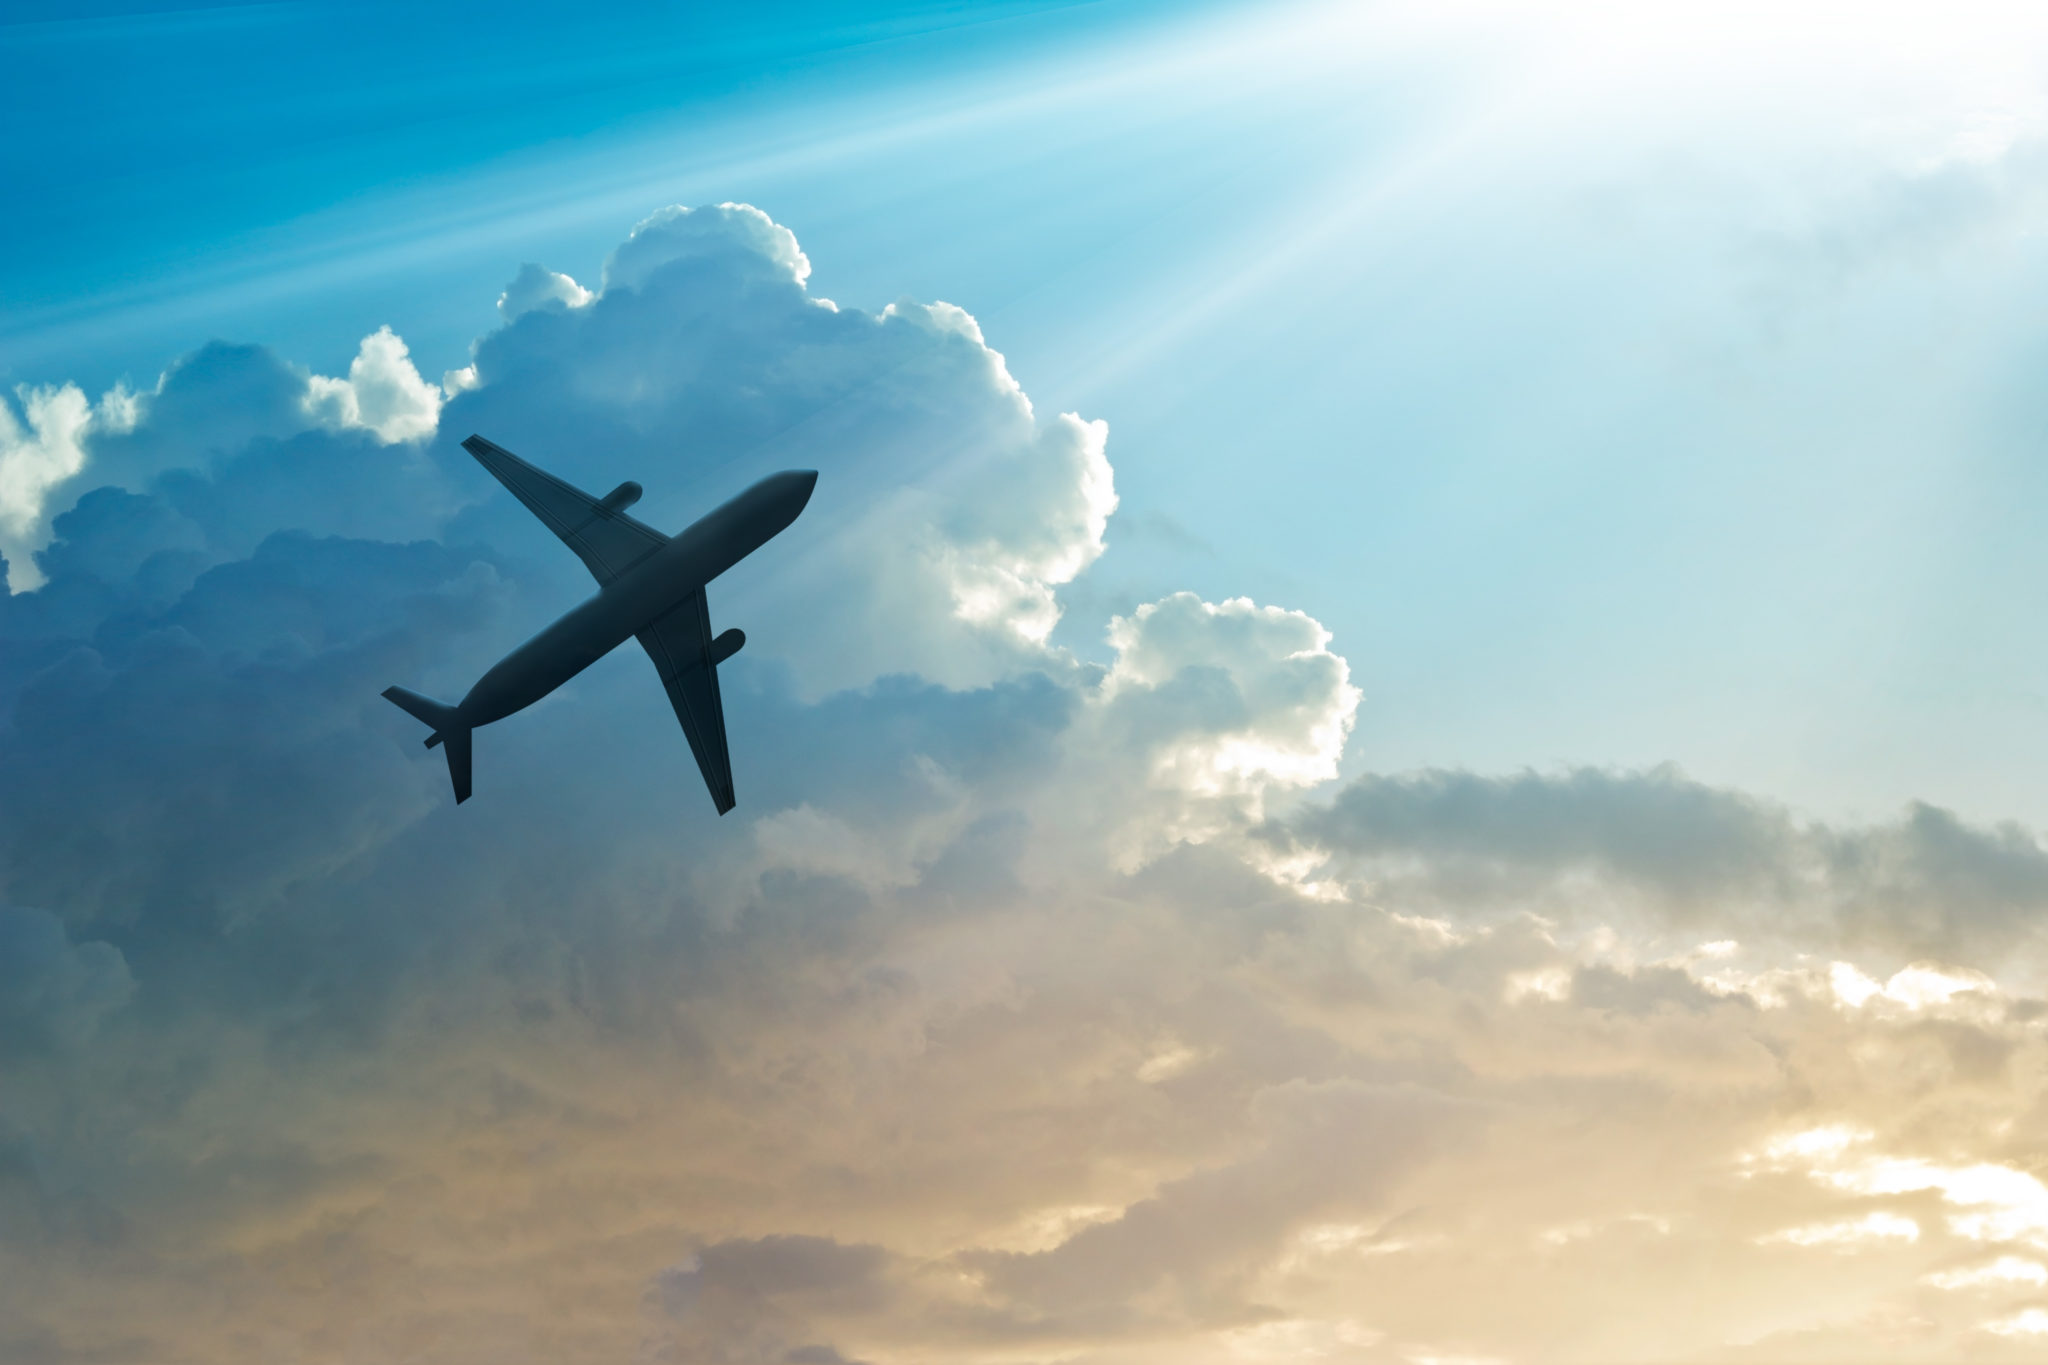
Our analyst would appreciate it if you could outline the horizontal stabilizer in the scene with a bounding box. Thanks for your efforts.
[382,686,473,804]
[383,685,457,733]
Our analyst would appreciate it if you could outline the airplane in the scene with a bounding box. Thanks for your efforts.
[382,434,817,813]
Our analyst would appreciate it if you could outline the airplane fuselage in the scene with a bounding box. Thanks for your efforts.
[457,470,815,729]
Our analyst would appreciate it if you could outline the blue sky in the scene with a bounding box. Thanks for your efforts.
[13,3,2048,1361]
[15,0,2048,827]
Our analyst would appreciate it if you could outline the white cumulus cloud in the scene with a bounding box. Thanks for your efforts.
[497,262,594,320]
[0,382,137,592]
[1077,593,1361,865]
[1105,593,1360,798]
[302,325,443,443]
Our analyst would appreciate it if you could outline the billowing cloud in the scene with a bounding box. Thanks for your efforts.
[1,328,447,594]
[497,262,594,321]
[302,325,444,443]
[1107,593,1359,797]
[0,382,137,593]
[431,202,1119,693]
[0,907,132,1054]
[5,203,2048,1365]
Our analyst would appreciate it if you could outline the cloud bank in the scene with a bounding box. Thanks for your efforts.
[3,204,2047,1364]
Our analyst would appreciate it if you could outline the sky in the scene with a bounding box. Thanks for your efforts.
[10,1,2048,1361]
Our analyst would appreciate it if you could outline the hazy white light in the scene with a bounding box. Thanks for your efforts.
[1752,1127,2048,1248]
[1295,1223,1424,1256]
[1757,1126,1873,1164]
[1885,963,1997,1011]
[1504,967,1572,1004]
[1225,1316,1383,1361]
[1136,1041,1206,1084]
[1759,1211,1920,1249]
[1924,1257,2048,1291]
[1829,963,1885,1008]
[1985,1307,2048,1337]
[982,1203,1126,1255]
[1540,1214,1671,1248]
[1290,0,2048,180]
[1827,961,2001,1017]
[1315,0,2048,75]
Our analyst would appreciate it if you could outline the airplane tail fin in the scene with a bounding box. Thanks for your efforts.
[382,686,473,804]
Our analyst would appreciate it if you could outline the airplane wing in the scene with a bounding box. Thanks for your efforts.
[462,434,667,585]
[637,587,737,814]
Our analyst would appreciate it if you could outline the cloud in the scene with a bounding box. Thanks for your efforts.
[1041,591,1363,871]
[0,383,136,593]
[1104,592,1358,799]
[605,202,813,294]
[0,907,132,1053]
[496,262,593,321]
[1757,1211,1922,1250]
[301,325,443,443]
[1281,765,2048,961]
[1924,1255,2048,1290]
[2,332,449,593]
[1,528,510,933]
[1289,765,1795,901]
[438,202,1117,692]
[652,1236,892,1364]
[81,343,335,494]
[962,1080,1471,1333]
[6,202,2048,1365]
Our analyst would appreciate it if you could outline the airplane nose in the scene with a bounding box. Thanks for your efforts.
[791,469,818,509]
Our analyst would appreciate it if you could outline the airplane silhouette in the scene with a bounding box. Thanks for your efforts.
[383,434,816,812]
